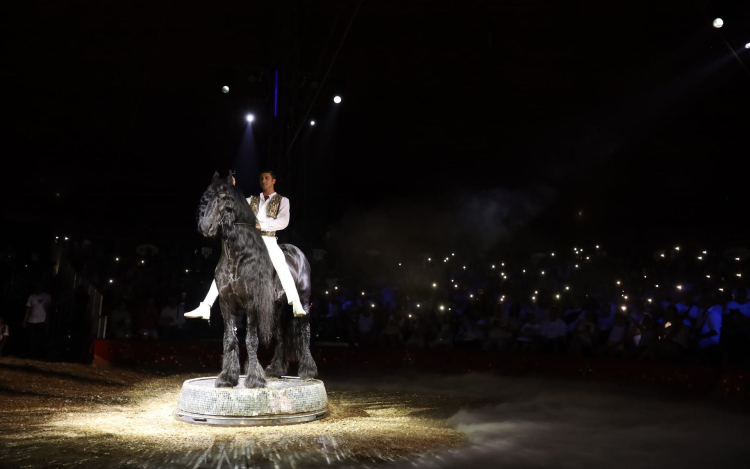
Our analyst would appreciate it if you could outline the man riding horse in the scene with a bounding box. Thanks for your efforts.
[186,170,306,320]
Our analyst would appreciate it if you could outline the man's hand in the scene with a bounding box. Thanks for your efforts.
[230,175,236,186]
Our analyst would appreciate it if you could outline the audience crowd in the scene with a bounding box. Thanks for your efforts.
[5,239,750,366]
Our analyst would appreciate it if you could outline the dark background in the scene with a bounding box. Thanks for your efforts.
[2,0,749,262]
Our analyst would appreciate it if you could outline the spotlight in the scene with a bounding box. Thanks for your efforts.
[109,279,114,284]
[746,43,750,49]
[713,18,723,28]
[333,95,342,104]
[246,114,255,123]
[325,291,328,294]
[222,86,229,93]
[115,257,119,261]
[310,120,315,126]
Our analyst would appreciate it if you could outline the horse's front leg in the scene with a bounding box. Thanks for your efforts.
[297,300,318,380]
[244,311,267,389]
[216,298,240,388]
[266,302,288,378]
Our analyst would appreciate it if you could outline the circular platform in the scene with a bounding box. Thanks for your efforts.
[174,376,328,426]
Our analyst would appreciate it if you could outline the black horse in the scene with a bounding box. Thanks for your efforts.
[197,172,318,388]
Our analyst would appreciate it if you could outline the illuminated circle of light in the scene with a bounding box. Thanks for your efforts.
[310,120,315,126]
[746,43,750,49]
[333,95,342,104]
[222,86,229,93]
[246,114,255,123]
[713,18,723,28]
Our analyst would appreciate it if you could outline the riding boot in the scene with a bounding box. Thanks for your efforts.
[184,279,218,320]
[292,299,306,317]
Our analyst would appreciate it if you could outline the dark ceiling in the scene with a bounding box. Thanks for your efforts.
[2,0,749,250]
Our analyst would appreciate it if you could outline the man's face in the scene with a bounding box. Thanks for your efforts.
[259,173,276,192]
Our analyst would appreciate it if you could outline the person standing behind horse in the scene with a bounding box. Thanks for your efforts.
[23,283,51,358]
[186,170,306,320]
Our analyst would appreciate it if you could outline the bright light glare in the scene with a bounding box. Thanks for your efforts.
[713,18,723,28]
[746,43,750,49]
[246,114,255,123]
[222,86,229,93]
[333,95,342,104]
[310,120,316,126]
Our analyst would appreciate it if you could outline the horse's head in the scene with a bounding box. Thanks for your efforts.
[197,172,239,238]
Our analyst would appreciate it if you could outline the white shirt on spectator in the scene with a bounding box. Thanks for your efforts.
[607,324,626,344]
[541,319,567,339]
[26,293,51,323]
[247,192,290,233]
[698,305,722,348]
[358,312,374,334]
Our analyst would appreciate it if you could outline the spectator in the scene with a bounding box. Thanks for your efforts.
[134,298,159,339]
[109,302,132,339]
[605,311,628,356]
[160,296,185,340]
[696,297,722,362]
[486,317,513,352]
[378,318,402,348]
[357,308,376,346]
[23,283,51,358]
[454,315,482,349]
[0,315,9,356]
[540,308,567,353]
[430,322,453,349]
[515,312,541,352]
[404,321,426,349]
[569,309,598,355]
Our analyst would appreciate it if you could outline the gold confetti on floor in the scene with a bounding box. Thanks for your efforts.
[0,357,471,468]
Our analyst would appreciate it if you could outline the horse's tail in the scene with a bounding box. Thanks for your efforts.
[255,265,275,346]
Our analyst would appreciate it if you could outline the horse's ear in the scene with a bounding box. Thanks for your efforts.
[212,171,220,180]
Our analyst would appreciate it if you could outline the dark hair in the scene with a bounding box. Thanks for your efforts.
[259,169,276,180]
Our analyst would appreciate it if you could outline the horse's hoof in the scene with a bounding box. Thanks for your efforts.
[215,373,238,388]
[244,376,266,389]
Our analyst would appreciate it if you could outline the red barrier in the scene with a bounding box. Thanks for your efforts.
[92,339,748,397]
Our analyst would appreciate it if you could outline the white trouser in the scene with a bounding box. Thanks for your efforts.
[261,236,301,306]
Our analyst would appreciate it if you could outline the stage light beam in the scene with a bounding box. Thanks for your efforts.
[333,95,342,104]
[713,18,724,28]
[246,114,255,123]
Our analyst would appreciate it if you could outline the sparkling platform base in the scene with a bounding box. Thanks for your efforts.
[174,376,328,426]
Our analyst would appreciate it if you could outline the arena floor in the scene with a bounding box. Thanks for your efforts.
[1,357,749,469]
